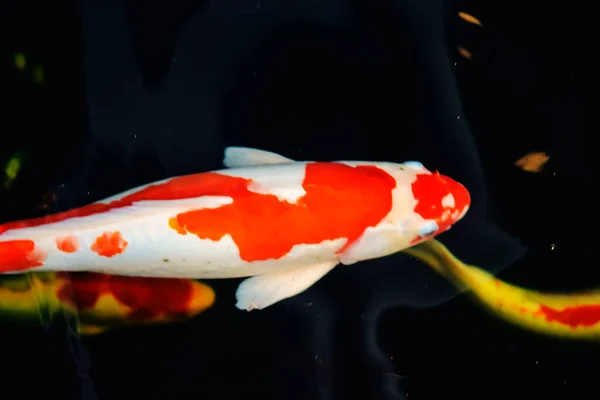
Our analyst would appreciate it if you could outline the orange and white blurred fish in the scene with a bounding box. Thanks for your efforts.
[0,272,215,334]
[0,147,470,311]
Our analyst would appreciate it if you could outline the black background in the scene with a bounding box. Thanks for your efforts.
[1,0,599,399]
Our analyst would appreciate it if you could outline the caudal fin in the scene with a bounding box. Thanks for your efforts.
[0,239,46,273]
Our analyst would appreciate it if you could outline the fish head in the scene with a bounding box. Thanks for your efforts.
[386,161,471,245]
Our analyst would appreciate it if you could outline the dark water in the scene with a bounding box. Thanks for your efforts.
[2,0,598,399]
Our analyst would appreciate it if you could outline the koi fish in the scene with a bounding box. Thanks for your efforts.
[406,239,600,340]
[0,147,470,311]
[0,272,215,334]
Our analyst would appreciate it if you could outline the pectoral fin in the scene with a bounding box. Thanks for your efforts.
[235,261,338,311]
[223,146,295,168]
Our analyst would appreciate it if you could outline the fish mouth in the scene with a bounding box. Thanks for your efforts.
[441,175,471,211]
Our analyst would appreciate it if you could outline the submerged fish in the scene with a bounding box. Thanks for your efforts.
[0,272,215,334]
[0,147,470,311]
[514,151,550,173]
[406,239,600,340]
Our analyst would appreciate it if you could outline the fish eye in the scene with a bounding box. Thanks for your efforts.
[418,221,439,237]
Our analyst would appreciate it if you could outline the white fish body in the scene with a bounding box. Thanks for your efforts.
[0,147,470,310]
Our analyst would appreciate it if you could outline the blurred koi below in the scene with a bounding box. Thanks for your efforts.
[405,239,600,340]
[0,272,215,334]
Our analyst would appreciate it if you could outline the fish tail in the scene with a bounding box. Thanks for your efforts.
[0,239,47,273]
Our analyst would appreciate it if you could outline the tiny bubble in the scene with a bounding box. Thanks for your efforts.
[456,115,461,120]
[86,191,90,195]
[256,3,261,8]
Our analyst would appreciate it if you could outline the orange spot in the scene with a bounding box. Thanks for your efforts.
[56,273,195,321]
[457,46,472,60]
[458,11,483,26]
[509,303,521,312]
[91,232,128,257]
[538,304,600,328]
[410,172,470,243]
[170,163,396,262]
[56,235,79,253]
[0,240,47,272]
[514,152,550,173]
[494,279,501,288]
[168,217,186,234]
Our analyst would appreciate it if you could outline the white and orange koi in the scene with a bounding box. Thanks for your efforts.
[0,147,470,311]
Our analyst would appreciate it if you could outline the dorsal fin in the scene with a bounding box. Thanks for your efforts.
[223,147,295,168]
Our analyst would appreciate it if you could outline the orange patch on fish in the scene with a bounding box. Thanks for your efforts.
[170,163,396,262]
[56,235,79,253]
[91,232,128,257]
[538,304,600,328]
[410,172,470,243]
[0,170,261,235]
[56,273,197,320]
[0,240,47,272]
[168,217,186,234]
